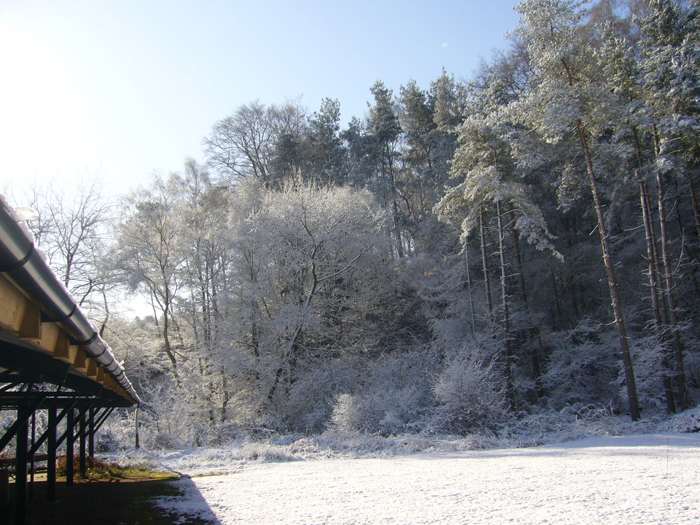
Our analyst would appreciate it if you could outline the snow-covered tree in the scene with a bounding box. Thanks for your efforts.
[512,0,641,420]
[114,174,187,378]
[247,180,391,409]
[436,110,558,408]
[637,0,700,408]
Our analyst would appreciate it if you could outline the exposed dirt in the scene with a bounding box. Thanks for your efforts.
[1,473,216,525]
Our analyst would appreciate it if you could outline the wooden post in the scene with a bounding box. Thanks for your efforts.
[79,412,87,479]
[15,403,28,525]
[47,403,57,502]
[29,412,35,503]
[66,409,74,487]
[0,469,8,505]
[88,408,95,459]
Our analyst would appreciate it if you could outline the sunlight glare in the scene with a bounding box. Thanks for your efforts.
[0,29,94,181]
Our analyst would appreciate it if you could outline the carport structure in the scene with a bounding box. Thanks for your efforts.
[0,197,139,525]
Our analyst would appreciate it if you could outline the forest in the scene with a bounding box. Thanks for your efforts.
[5,0,700,448]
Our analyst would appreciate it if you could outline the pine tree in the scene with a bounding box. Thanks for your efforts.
[436,112,558,408]
[512,0,641,420]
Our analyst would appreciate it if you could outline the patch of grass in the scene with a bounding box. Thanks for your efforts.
[56,456,170,481]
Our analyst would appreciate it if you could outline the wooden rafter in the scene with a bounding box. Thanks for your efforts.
[0,274,132,403]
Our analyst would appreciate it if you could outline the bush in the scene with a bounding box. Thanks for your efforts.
[329,386,428,435]
[328,351,436,435]
[540,319,620,410]
[431,348,508,433]
[282,358,363,433]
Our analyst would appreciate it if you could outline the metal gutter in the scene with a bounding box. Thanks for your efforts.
[0,195,139,404]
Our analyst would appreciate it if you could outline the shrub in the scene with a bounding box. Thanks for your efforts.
[327,351,436,435]
[431,348,508,433]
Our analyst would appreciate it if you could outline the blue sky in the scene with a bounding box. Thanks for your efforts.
[0,0,521,196]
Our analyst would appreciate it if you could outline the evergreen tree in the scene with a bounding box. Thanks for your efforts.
[512,0,641,420]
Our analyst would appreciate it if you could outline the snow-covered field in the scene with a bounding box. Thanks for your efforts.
[146,433,699,524]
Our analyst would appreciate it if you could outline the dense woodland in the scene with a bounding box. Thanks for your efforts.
[6,0,700,447]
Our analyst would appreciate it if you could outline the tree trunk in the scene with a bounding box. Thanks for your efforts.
[559,56,639,419]
[509,207,543,397]
[267,257,320,404]
[652,125,688,407]
[576,121,640,421]
[684,173,700,253]
[479,209,494,321]
[509,208,528,308]
[464,242,477,336]
[563,216,580,321]
[551,271,563,329]
[655,170,689,408]
[161,308,181,385]
[221,366,229,423]
[393,200,405,259]
[496,200,515,411]
[637,172,676,413]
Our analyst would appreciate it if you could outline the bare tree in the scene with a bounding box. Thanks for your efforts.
[114,174,186,379]
[8,175,115,320]
[204,99,308,187]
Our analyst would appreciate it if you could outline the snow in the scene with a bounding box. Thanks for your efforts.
[148,433,700,524]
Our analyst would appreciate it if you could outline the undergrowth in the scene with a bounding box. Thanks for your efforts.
[56,455,167,480]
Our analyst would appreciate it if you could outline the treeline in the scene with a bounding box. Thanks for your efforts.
[10,0,700,445]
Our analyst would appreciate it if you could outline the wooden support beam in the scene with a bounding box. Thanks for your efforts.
[72,347,86,370]
[18,301,41,341]
[79,414,86,478]
[33,322,59,353]
[33,322,71,358]
[0,274,27,333]
[88,408,95,459]
[85,358,97,378]
[57,345,87,370]
[52,331,70,359]
[93,407,115,434]
[0,274,43,344]
[0,469,8,506]
[0,397,45,454]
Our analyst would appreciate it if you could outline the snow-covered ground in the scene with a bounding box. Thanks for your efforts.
[147,433,699,524]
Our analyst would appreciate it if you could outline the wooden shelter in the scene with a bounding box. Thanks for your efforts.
[0,196,139,525]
